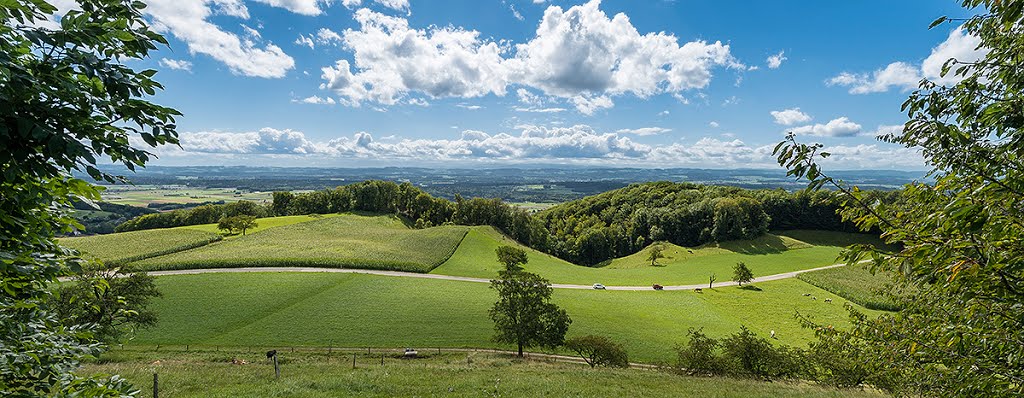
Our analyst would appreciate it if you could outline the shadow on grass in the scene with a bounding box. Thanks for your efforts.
[713,235,790,255]
[738,285,763,291]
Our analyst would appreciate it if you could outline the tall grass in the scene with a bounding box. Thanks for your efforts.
[134,214,469,273]
[797,265,904,311]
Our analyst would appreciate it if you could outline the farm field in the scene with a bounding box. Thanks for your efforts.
[99,185,272,206]
[59,229,223,266]
[432,226,867,286]
[798,264,905,311]
[180,214,342,238]
[130,272,875,363]
[134,214,469,273]
[81,348,884,398]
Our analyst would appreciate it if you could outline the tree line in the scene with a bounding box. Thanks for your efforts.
[114,180,894,266]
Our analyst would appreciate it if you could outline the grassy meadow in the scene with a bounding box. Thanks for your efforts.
[59,229,223,266]
[135,214,469,272]
[180,214,342,238]
[130,272,872,363]
[81,349,884,398]
[99,185,272,206]
[434,226,862,286]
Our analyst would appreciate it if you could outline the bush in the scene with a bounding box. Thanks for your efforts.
[676,326,807,380]
[565,335,629,368]
[675,328,725,376]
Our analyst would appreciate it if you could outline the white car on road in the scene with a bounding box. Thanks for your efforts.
[592,283,606,290]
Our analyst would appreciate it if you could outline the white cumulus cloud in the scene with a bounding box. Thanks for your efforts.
[828,27,986,94]
[770,107,811,125]
[159,58,193,72]
[766,51,786,69]
[789,117,862,137]
[145,0,294,78]
[615,127,672,136]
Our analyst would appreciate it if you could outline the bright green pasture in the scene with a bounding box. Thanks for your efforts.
[433,227,855,286]
[81,349,883,398]
[135,214,469,273]
[59,229,222,266]
[131,272,872,363]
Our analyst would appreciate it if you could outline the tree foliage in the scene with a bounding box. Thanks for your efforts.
[774,1,1024,395]
[565,335,629,368]
[0,0,178,394]
[733,262,753,286]
[495,245,528,272]
[217,215,258,236]
[54,265,161,343]
[489,270,571,357]
[646,243,665,266]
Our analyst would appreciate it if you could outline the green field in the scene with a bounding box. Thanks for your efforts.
[81,349,883,398]
[59,229,223,266]
[181,214,342,238]
[135,214,469,272]
[99,185,273,206]
[798,264,904,311]
[433,227,860,286]
[130,272,872,363]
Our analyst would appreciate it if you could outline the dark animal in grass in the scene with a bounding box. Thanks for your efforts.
[802,293,811,297]
[266,350,277,359]
[694,288,703,293]
[824,298,833,303]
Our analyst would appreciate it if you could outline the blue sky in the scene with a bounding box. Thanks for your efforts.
[53,0,984,169]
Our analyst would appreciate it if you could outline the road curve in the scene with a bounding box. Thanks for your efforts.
[144,262,853,291]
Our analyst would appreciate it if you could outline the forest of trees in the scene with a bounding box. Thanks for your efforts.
[115,180,894,266]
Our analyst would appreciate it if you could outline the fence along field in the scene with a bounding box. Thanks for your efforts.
[81,348,885,398]
[59,229,223,266]
[133,214,469,273]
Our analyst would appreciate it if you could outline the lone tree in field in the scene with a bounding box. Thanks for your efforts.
[565,335,629,368]
[733,262,753,286]
[0,0,179,394]
[489,270,571,357]
[495,245,529,272]
[54,264,161,343]
[218,215,258,235]
[647,243,666,266]
[709,273,717,288]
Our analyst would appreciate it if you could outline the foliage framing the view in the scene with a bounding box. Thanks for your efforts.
[775,1,1024,396]
[0,0,178,395]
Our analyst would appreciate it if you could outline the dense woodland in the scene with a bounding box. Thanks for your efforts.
[115,180,893,265]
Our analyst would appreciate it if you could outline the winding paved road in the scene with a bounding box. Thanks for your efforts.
[145,262,852,291]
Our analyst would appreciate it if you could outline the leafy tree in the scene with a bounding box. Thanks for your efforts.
[0,0,179,394]
[54,265,161,343]
[495,245,528,272]
[774,1,1024,395]
[565,335,629,368]
[646,243,666,266]
[489,270,571,357]
[217,215,258,235]
[733,262,753,286]
[709,273,717,288]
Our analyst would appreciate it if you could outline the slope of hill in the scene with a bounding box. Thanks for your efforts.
[59,229,223,266]
[135,214,469,273]
[433,226,855,286]
[129,272,876,363]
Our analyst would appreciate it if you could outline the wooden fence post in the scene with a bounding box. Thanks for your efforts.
[152,373,158,398]
[352,353,356,369]
[273,354,280,379]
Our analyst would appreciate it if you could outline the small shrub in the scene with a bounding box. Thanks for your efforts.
[565,335,629,368]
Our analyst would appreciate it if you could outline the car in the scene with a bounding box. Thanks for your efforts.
[592,283,606,290]
[652,284,664,290]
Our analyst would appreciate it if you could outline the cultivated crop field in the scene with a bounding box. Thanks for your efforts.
[81,348,884,398]
[433,226,869,286]
[181,214,342,238]
[130,272,874,363]
[135,214,469,272]
[59,229,223,266]
[798,264,905,311]
[99,185,272,206]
